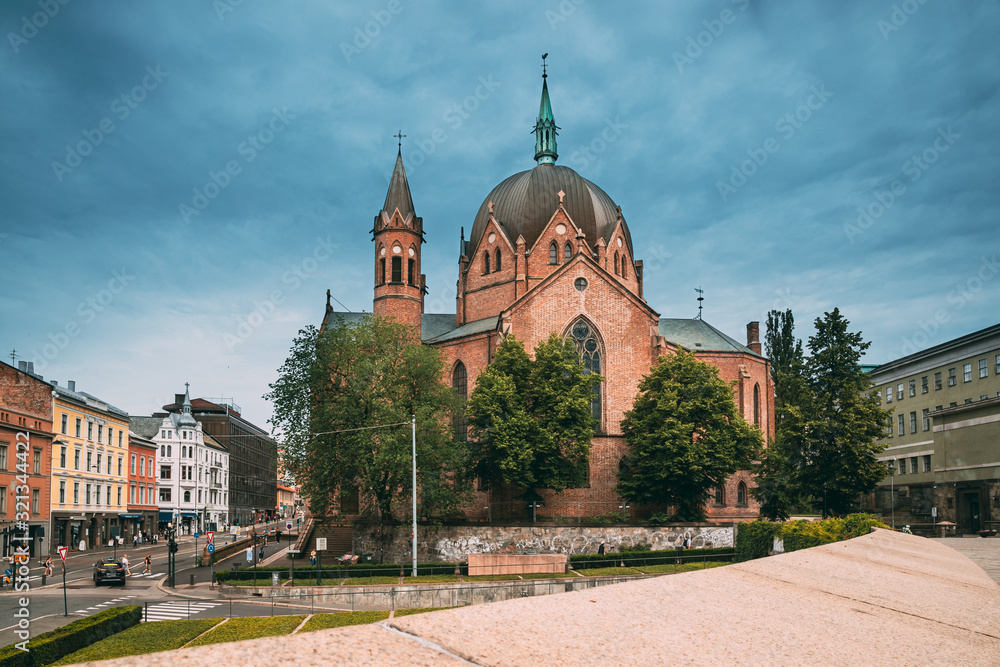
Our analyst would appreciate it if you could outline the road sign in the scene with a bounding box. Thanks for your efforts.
[207,531,215,544]
[207,544,215,554]
[193,532,199,539]
[315,537,327,551]
[58,546,68,563]
[286,521,293,531]
[931,507,937,518]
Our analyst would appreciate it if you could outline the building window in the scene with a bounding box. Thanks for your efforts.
[60,446,66,468]
[566,318,603,427]
[148,458,153,477]
[131,454,136,474]
[59,480,66,504]
[391,256,402,282]
[935,372,942,390]
[139,455,145,477]
[117,457,122,476]
[996,354,1000,374]
[908,380,915,397]
[408,258,416,285]
[61,414,68,434]
[75,417,81,438]
[909,411,917,434]
[108,427,113,446]
[160,445,165,456]
[96,453,102,471]
[714,486,726,505]
[496,248,502,271]
[130,485,135,504]
[483,251,490,274]
[183,490,191,503]
[897,414,905,437]
[452,362,467,442]
[86,452,92,471]
[95,486,101,505]
[116,486,120,505]
[948,368,956,386]
[73,482,79,504]
[921,376,928,394]
[85,484,91,504]
[910,456,918,474]
[621,255,628,279]
[87,422,93,441]
[31,488,40,514]
[963,363,972,382]
[885,415,893,438]
[564,243,572,261]
[160,488,171,502]
[897,383,904,400]
[922,408,930,431]
[923,454,931,472]
[885,387,892,403]
[167,445,171,457]
[160,465,171,480]
[979,359,988,378]
[33,448,41,474]
[549,242,558,264]
[753,383,760,428]
[107,456,112,474]
[119,431,123,447]
[0,444,6,470]
[737,482,747,506]
[613,251,619,275]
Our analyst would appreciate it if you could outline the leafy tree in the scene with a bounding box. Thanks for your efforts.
[617,349,763,521]
[266,316,472,524]
[799,308,888,516]
[466,334,598,497]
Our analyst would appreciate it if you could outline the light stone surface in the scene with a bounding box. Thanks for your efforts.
[90,529,999,666]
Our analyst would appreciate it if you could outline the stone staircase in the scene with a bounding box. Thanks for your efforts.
[292,512,353,558]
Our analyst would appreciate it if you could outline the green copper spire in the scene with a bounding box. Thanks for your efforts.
[533,54,559,165]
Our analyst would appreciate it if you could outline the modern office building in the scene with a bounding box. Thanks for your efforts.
[867,323,1000,534]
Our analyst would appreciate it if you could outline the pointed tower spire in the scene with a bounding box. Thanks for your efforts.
[383,143,415,218]
[182,382,192,414]
[533,54,559,165]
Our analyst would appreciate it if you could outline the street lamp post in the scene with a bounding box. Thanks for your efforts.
[887,460,896,530]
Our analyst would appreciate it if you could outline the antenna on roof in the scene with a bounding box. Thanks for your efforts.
[695,286,704,320]
[8,349,17,366]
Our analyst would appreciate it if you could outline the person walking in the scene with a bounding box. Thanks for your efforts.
[121,554,132,576]
[44,556,53,578]
[143,553,151,574]
[132,533,138,548]
[310,549,316,566]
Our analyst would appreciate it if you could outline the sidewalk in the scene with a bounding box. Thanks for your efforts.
[932,536,1000,585]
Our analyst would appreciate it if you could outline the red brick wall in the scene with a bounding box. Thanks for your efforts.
[0,363,54,523]
[373,211,424,331]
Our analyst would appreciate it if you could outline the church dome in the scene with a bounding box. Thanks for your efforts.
[469,164,632,256]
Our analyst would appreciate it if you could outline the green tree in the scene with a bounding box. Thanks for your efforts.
[617,349,762,521]
[266,316,472,523]
[466,334,598,496]
[799,308,888,516]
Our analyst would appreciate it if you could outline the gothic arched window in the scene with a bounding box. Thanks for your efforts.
[495,249,501,272]
[621,254,628,279]
[737,482,747,506]
[183,490,191,503]
[549,242,558,264]
[715,486,726,505]
[564,243,572,261]
[753,383,760,428]
[484,252,491,274]
[452,362,467,442]
[613,252,619,275]
[566,318,602,426]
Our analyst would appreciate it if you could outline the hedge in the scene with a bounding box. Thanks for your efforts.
[735,513,888,562]
[215,562,460,583]
[0,606,141,667]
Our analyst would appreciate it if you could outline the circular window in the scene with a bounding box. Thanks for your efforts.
[488,232,496,244]
[380,247,386,256]
[574,277,588,291]
[408,247,415,256]
[572,321,590,339]
[556,223,566,235]
[392,245,402,254]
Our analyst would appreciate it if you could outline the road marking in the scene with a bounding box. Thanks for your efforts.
[141,601,223,623]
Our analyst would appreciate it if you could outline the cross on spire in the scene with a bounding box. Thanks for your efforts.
[393,130,406,151]
[541,52,548,78]
[695,286,705,320]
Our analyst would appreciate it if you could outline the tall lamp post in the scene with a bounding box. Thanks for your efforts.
[887,460,896,530]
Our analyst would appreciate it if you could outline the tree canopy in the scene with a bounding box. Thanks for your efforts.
[465,333,599,497]
[617,349,762,521]
[266,316,472,523]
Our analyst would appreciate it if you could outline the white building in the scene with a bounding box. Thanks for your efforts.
[133,384,229,534]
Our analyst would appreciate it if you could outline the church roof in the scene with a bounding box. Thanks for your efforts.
[383,150,414,217]
[658,318,760,357]
[423,316,497,343]
[323,310,467,343]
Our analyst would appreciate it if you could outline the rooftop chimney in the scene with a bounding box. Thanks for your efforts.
[68,380,76,392]
[747,322,762,355]
[18,361,27,372]
[26,362,34,375]
[175,394,185,405]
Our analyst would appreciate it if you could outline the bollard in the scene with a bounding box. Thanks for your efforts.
[190,574,195,586]
[41,574,47,586]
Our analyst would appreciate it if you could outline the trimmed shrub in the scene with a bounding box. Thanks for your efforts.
[735,513,890,562]
[735,521,780,562]
[0,606,141,667]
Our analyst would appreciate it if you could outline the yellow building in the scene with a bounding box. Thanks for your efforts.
[50,380,130,551]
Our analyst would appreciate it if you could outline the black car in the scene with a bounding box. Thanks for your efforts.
[93,558,126,586]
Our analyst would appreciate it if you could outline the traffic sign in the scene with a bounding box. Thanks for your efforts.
[193,532,199,539]
[207,544,215,554]
[207,531,215,544]
[286,521,292,531]
[58,546,68,563]
[315,537,327,551]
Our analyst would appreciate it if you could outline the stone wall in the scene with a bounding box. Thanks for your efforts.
[354,523,734,563]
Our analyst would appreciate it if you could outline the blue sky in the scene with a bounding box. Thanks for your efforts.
[1,0,998,429]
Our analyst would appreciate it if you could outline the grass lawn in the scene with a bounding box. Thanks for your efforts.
[403,574,460,583]
[575,567,643,576]
[519,572,577,579]
[342,575,401,585]
[187,615,306,647]
[465,574,523,581]
[393,607,459,617]
[299,611,389,632]
[633,561,729,574]
[52,618,224,665]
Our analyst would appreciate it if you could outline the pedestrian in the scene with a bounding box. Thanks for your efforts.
[122,554,132,576]
[143,553,151,574]
[44,556,53,577]
[597,543,605,555]
[684,536,692,549]
[133,534,138,548]
[259,545,265,562]
[310,549,316,566]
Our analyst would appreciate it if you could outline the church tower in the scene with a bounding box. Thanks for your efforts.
[372,147,424,334]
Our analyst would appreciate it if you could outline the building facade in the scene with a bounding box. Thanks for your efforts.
[124,432,157,539]
[152,390,267,527]
[0,361,54,559]
[49,380,130,551]
[322,72,774,522]
[867,323,1000,534]
[133,385,230,534]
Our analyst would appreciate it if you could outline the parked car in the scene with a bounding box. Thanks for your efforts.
[93,558,126,586]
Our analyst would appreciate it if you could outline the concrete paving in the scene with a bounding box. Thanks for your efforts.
[932,536,1000,585]
[88,529,999,666]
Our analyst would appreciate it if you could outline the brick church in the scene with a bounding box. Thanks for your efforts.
[325,70,773,521]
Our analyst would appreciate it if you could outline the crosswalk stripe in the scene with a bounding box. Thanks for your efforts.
[140,602,222,623]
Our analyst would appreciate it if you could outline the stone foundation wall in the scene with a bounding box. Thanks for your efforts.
[354,524,734,563]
